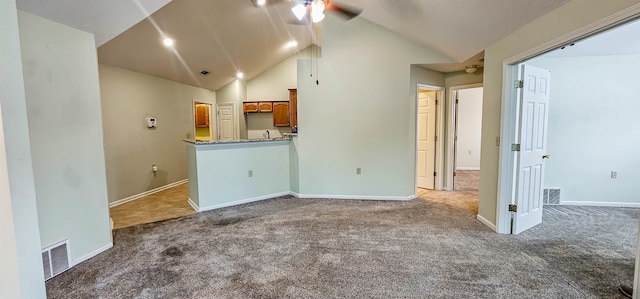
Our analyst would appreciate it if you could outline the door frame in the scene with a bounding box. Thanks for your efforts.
[414,84,445,192]
[193,100,213,141]
[445,83,483,191]
[495,7,640,235]
[216,102,238,141]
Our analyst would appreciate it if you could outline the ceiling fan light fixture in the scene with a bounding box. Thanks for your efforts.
[311,0,325,13]
[465,65,478,74]
[311,11,325,23]
[291,3,307,20]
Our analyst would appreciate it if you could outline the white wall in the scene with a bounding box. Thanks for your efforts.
[18,11,112,264]
[297,15,453,198]
[528,55,640,205]
[455,87,483,170]
[0,4,46,299]
[480,0,640,225]
[99,64,215,204]
[189,141,290,210]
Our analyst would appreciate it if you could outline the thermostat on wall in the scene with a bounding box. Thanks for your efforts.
[146,117,157,128]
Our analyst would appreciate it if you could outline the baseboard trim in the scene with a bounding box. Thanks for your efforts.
[476,214,496,231]
[187,197,199,212]
[109,179,188,208]
[294,193,415,201]
[559,201,640,208]
[198,191,291,212]
[456,167,480,171]
[72,242,113,267]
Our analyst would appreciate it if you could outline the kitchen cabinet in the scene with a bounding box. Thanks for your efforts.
[273,102,290,127]
[258,102,273,112]
[195,104,209,128]
[289,89,297,128]
[243,102,258,113]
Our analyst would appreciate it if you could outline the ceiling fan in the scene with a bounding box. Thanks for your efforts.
[251,0,362,23]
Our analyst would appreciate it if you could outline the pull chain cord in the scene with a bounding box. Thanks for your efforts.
[315,44,319,85]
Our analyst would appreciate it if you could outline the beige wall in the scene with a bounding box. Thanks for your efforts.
[99,64,215,204]
[0,5,46,298]
[246,47,314,102]
[297,15,453,197]
[19,11,113,264]
[479,0,640,227]
[245,47,317,138]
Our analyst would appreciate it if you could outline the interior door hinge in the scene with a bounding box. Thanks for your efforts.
[453,171,457,177]
[434,136,438,142]
[435,99,439,105]
[511,144,521,151]
[433,172,437,177]
[515,80,524,88]
[455,99,459,104]
[454,136,458,141]
[508,204,518,212]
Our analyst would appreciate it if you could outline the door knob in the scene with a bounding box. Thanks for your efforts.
[542,154,550,159]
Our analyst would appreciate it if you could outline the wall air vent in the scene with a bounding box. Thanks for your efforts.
[41,240,70,280]
[543,188,561,205]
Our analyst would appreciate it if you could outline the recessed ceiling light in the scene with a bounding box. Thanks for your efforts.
[286,40,298,48]
[257,0,266,5]
[237,72,244,79]
[162,38,174,47]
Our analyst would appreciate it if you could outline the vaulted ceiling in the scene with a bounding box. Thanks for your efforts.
[16,0,571,91]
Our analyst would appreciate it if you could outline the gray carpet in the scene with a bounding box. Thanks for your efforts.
[46,191,637,298]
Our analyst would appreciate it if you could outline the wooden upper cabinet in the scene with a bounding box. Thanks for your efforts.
[195,104,209,128]
[289,89,297,128]
[258,102,273,112]
[243,102,258,113]
[272,102,290,127]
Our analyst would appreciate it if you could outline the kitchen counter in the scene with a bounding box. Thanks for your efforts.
[183,136,291,145]
[184,136,296,212]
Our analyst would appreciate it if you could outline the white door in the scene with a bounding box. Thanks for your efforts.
[217,104,235,141]
[417,90,437,189]
[512,65,551,235]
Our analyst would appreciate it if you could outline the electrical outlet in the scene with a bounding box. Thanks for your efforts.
[611,171,617,179]
[248,170,253,177]
[356,168,361,175]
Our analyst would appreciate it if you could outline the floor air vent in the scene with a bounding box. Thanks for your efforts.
[42,240,70,280]
[543,188,561,205]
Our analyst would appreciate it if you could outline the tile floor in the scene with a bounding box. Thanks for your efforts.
[109,183,195,229]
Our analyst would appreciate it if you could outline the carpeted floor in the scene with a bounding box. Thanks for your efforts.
[454,170,480,192]
[46,189,637,298]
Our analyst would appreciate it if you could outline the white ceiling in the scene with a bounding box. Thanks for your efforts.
[543,18,640,58]
[16,0,173,47]
[16,0,571,91]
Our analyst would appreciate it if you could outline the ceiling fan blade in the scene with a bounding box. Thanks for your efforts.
[325,1,362,20]
[288,16,311,26]
[249,0,289,7]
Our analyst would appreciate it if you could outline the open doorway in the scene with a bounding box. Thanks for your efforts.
[497,15,640,235]
[452,86,483,192]
[194,101,213,141]
[416,85,443,191]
